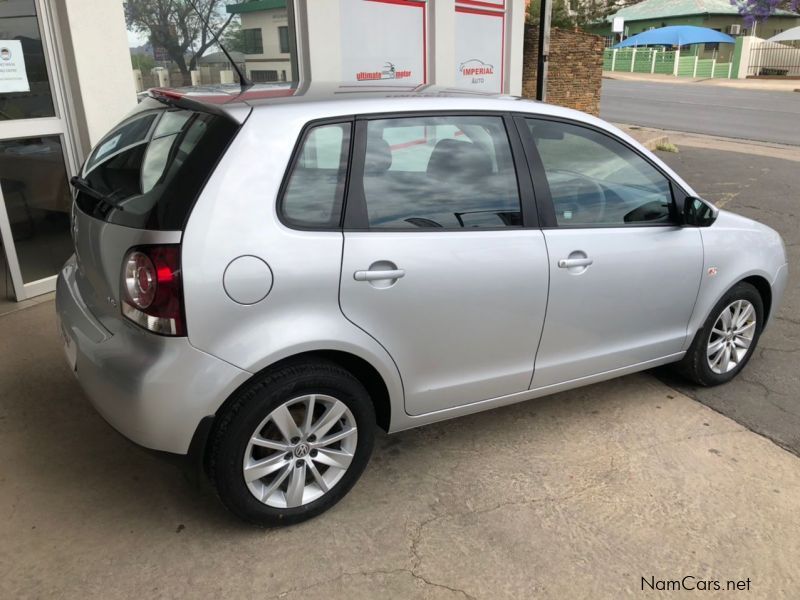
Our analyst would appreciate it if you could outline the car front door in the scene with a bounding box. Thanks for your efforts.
[339,114,549,416]
[519,117,704,389]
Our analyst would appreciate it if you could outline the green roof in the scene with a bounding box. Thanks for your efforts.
[226,0,286,15]
[607,0,799,23]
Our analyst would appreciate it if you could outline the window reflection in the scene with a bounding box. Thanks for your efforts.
[362,117,521,229]
[0,1,55,121]
[0,136,71,283]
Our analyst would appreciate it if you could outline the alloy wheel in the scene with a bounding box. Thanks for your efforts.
[243,394,358,508]
[706,299,756,375]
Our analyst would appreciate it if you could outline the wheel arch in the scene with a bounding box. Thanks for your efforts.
[741,274,772,325]
[211,349,394,434]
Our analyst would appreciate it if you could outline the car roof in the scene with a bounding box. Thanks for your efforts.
[149,81,516,108]
[146,80,600,126]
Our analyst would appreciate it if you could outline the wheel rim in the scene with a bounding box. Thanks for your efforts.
[706,299,756,375]
[243,394,358,508]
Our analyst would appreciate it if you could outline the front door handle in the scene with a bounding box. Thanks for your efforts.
[354,269,406,282]
[558,257,593,269]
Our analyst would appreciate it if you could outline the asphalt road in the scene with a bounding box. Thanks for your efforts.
[656,145,800,456]
[601,79,800,146]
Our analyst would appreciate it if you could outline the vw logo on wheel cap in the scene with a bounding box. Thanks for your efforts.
[294,442,310,458]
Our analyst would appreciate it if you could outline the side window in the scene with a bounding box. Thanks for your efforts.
[281,122,351,229]
[527,119,675,226]
[359,116,521,229]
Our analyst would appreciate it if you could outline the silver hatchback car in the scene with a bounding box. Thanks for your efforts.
[56,83,788,526]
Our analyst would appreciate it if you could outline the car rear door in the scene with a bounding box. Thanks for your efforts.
[338,113,549,416]
[518,116,704,389]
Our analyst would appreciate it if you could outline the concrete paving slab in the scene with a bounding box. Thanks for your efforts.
[2,303,800,599]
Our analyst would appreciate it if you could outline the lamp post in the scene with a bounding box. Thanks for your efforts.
[536,0,553,101]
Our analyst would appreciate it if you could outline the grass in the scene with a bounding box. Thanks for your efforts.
[655,141,679,153]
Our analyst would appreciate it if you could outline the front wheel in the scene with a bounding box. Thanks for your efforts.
[208,360,375,526]
[678,282,764,386]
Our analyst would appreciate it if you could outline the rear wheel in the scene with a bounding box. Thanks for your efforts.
[679,282,764,386]
[209,360,375,526]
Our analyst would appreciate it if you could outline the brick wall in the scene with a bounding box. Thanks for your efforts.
[522,26,605,116]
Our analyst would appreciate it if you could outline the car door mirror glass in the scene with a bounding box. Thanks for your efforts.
[683,196,718,227]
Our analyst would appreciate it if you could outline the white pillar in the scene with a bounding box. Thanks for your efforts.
[154,68,170,87]
[190,70,201,86]
[219,70,235,84]
[692,54,698,77]
[651,49,657,73]
[58,0,138,148]
[132,68,143,93]
[673,48,681,76]
[630,47,636,72]
[711,58,716,77]
[728,62,733,78]
[611,48,618,71]
[737,36,757,79]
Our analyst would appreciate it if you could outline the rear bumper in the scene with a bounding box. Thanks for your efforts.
[55,255,251,454]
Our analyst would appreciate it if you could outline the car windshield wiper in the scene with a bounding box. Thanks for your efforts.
[70,176,125,211]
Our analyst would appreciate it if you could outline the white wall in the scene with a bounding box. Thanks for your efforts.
[57,0,137,149]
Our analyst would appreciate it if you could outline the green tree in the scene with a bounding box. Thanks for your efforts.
[221,19,247,54]
[527,0,576,28]
[125,0,244,85]
[131,53,155,72]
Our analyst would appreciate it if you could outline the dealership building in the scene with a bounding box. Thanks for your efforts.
[0,0,525,305]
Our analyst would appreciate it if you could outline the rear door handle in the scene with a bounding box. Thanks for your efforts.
[558,258,593,269]
[354,269,406,281]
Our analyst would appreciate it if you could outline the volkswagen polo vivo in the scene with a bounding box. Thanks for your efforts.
[56,83,788,526]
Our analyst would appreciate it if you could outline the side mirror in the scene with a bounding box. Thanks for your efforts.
[683,196,718,227]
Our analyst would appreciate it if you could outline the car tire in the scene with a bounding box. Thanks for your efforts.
[208,359,375,527]
[678,282,764,387]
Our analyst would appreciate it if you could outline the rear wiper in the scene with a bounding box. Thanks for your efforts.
[70,176,125,211]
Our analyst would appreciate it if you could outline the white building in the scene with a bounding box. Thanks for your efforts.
[0,0,526,304]
[230,0,526,94]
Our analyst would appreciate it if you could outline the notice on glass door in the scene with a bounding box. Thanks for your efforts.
[0,40,30,93]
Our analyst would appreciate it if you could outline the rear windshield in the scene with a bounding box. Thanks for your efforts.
[76,100,239,230]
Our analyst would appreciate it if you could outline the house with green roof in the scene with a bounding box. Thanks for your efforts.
[590,0,800,60]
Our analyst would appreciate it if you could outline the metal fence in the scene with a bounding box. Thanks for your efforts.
[603,48,732,78]
[748,42,800,77]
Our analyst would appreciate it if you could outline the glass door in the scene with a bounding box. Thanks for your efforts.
[0,0,79,301]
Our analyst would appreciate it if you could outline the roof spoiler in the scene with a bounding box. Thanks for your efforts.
[148,88,237,121]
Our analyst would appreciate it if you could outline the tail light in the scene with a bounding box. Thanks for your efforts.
[121,245,186,336]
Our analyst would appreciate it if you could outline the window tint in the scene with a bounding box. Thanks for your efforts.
[527,120,674,226]
[360,116,521,229]
[76,101,239,230]
[281,122,351,229]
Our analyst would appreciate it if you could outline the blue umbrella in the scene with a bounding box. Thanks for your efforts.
[614,25,735,48]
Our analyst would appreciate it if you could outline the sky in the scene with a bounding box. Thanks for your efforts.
[127,29,148,48]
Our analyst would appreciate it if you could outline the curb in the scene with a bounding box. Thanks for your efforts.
[641,134,671,151]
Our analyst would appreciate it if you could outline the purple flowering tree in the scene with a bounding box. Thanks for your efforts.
[730,0,800,26]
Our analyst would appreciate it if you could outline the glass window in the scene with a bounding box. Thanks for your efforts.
[0,1,55,121]
[243,28,263,54]
[279,26,290,54]
[360,116,521,229]
[76,101,240,231]
[227,3,296,82]
[281,123,351,229]
[527,120,674,227]
[0,136,71,283]
[251,70,278,83]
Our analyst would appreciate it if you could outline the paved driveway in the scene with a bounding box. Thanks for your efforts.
[3,301,800,598]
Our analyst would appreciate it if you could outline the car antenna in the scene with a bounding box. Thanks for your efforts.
[186,0,252,91]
